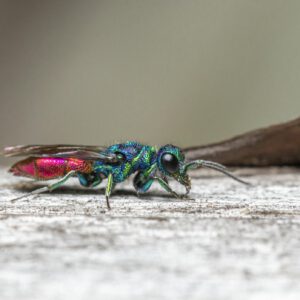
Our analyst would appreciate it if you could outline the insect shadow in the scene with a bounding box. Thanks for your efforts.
[10,182,174,200]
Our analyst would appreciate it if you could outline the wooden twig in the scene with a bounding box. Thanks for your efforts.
[184,117,300,166]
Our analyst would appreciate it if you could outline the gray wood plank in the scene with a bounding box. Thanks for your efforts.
[0,167,299,300]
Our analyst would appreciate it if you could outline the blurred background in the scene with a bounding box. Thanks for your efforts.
[1,0,300,165]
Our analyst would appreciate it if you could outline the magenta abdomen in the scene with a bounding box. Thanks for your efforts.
[10,157,92,180]
[35,158,67,179]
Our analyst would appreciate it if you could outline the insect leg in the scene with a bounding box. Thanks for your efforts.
[77,172,102,188]
[133,170,154,194]
[153,176,185,199]
[10,170,76,203]
[132,165,183,198]
[133,164,158,196]
[105,173,114,210]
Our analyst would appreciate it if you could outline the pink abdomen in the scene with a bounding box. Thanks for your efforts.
[10,157,93,180]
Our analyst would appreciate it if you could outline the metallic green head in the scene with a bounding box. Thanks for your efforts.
[157,145,191,194]
[157,144,249,195]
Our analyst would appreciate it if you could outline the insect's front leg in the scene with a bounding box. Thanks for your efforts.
[133,168,185,199]
[152,176,184,199]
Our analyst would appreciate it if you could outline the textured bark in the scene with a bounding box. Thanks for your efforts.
[0,167,299,300]
[184,117,300,166]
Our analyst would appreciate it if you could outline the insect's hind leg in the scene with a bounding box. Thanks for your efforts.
[11,170,76,203]
[77,172,102,188]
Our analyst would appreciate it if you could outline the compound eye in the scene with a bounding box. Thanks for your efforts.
[161,153,179,174]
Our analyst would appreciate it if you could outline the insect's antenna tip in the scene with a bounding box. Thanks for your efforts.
[201,161,250,186]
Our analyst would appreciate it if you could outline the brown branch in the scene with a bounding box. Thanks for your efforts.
[183,117,300,166]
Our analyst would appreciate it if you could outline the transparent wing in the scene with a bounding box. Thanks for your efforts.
[2,144,118,162]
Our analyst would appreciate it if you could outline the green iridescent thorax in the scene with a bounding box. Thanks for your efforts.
[93,141,157,183]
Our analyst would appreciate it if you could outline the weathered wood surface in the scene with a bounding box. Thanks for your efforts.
[0,167,300,300]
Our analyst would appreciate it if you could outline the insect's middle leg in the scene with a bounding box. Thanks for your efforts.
[78,172,113,209]
[105,173,114,210]
[11,170,77,203]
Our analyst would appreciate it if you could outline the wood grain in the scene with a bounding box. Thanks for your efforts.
[0,167,299,300]
[184,117,300,166]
